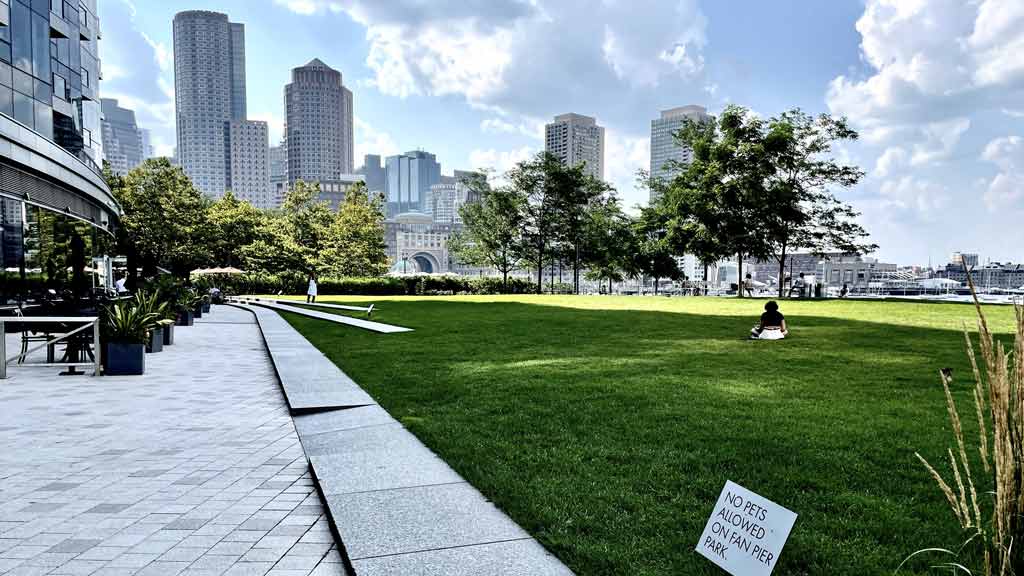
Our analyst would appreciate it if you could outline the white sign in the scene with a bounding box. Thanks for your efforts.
[695,481,797,576]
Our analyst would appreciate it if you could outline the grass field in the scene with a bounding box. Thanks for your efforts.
[275,295,1018,575]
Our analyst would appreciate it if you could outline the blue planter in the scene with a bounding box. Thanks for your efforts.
[147,327,163,353]
[163,324,174,345]
[202,302,211,313]
[106,343,145,376]
[177,311,194,326]
[193,306,203,319]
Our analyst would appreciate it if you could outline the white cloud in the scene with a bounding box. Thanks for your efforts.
[467,146,535,178]
[980,136,1024,210]
[909,117,970,166]
[873,146,907,178]
[354,118,400,163]
[279,0,710,129]
[604,130,650,212]
[480,116,544,140]
[878,176,950,220]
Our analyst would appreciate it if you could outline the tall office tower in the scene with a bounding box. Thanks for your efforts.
[285,59,354,185]
[228,120,270,209]
[100,99,144,175]
[356,154,386,194]
[269,144,288,207]
[649,105,709,202]
[384,151,441,218]
[544,113,605,180]
[173,10,247,198]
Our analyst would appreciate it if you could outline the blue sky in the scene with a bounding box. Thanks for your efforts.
[99,0,1024,266]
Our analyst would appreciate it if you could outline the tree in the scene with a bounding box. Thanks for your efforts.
[582,196,631,294]
[243,181,334,277]
[633,206,682,294]
[762,109,876,297]
[554,169,613,294]
[115,158,211,279]
[322,182,389,277]
[450,173,526,292]
[658,106,776,297]
[513,153,567,295]
[207,191,269,268]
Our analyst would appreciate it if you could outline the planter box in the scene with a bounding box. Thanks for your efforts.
[177,311,194,326]
[193,306,203,319]
[106,343,145,376]
[202,302,211,313]
[147,327,163,353]
[163,324,174,345]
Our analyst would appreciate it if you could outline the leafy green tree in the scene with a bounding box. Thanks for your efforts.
[762,109,876,297]
[659,106,776,297]
[207,191,269,268]
[512,153,567,294]
[633,206,682,294]
[450,173,526,292]
[582,196,631,294]
[115,158,211,279]
[322,182,389,277]
[243,181,333,277]
[554,169,613,294]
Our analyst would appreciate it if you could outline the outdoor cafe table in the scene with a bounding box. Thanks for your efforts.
[0,316,100,379]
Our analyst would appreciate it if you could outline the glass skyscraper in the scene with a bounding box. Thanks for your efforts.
[384,151,440,218]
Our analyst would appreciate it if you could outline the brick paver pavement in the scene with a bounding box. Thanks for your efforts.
[0,306,348,576]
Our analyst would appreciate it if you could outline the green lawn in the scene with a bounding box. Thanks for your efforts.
[275,295,1018,576]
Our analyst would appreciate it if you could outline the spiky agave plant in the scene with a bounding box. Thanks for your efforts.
[104,302,158,344]
[906,274,1024,575]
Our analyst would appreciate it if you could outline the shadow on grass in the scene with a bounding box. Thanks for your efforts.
[279,299,992,576]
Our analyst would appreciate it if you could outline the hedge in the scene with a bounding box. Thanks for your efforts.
[207,273,540,296]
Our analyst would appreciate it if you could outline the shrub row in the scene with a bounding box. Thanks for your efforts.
[209,273,539,296]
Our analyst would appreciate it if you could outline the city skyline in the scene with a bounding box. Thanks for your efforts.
[99,0,1024,265]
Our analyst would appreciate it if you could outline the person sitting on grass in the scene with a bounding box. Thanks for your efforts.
[750,301,789,340]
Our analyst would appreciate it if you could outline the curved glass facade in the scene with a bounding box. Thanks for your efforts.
[0,0,119,304]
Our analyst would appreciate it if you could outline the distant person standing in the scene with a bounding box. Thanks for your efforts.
[840,283,849,298]
[306,275,318,304]
[743,273,754,297]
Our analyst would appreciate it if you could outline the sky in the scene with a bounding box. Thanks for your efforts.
[99,0,1024,267]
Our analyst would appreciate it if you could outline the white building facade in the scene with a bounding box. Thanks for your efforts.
[228,120,271,209]
[173,10,247,199]
[545,113,605,180]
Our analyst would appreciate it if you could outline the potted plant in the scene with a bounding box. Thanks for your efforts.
[201,293,211,314]
[104,303,155,376]
[192,291,204,319]
[177,288,197,326]
[134,291,168,353]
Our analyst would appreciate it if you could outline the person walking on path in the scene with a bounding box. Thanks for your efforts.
[306,275,318,304]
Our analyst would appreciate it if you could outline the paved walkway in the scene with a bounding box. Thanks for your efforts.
[0,306,348,576]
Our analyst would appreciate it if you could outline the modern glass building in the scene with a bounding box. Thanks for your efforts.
[384,150,440,218]
[0,0,120,303]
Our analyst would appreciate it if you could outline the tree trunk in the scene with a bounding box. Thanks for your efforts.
[654,277,659,295]
[736,253,743,298]
[503,269,508,293]
[608,277,612,294]
[703,263,709,296]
